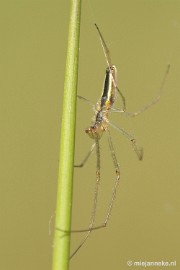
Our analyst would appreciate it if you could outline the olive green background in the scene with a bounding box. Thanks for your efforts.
[0,1,179,270]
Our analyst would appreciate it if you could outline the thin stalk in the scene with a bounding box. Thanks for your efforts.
[52,0,81,270]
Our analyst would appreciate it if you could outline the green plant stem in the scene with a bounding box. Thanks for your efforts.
[52,0,81,270]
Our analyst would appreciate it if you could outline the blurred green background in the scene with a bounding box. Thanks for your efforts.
[0,0,179,269]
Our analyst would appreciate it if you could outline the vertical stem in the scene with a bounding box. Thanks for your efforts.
[52,0,81,270]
